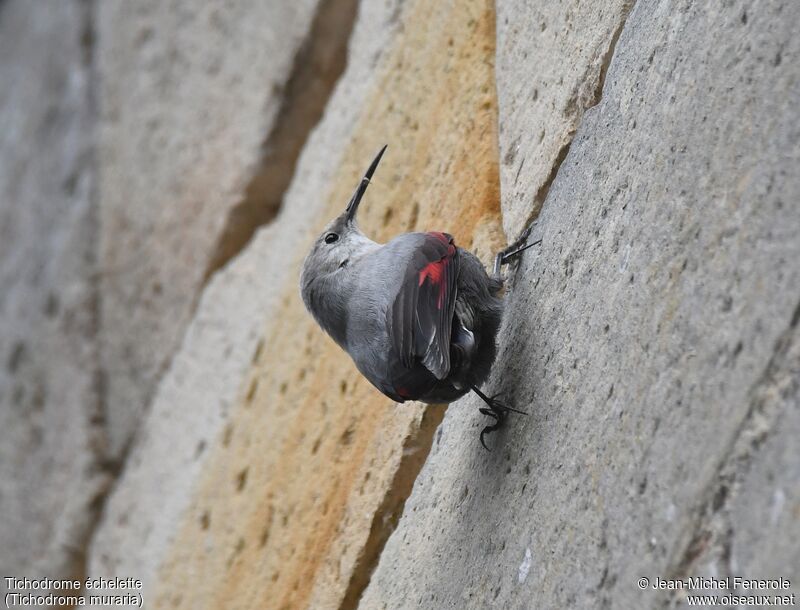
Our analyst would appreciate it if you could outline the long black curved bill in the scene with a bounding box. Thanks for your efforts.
[345,144,387,223]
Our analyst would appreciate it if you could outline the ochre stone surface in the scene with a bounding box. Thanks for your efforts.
[358,1,800,608]
[95,0,330,458]
[5,1,796,608]
[150,1,501,608]
[84,1,407,599]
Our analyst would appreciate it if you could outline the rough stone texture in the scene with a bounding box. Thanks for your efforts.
[726,332,799,581]
[96,0,348,457]
[86,225,298,598]
[0,0,108,589]
[148,0,502,607]
[87,0,392,596]
[3,0,798,608]
[90,1,502,608]
[360,0,800,608]
[496,0,633,238]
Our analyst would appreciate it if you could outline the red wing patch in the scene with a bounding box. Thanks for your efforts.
[418,260,444,286]
[428,231,450,244]
[389,231,459,380]
[418,244,455,309]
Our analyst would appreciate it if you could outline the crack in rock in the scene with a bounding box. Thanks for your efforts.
[338,405,446,610]
[73,0,361,601]
[203,0,359,281]
[524,0,637,231]
[662,298,800,607]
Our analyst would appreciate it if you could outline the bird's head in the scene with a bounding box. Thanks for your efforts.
[301,145,387,293]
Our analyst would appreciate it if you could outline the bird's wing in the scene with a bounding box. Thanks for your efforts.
[389,231,459,380]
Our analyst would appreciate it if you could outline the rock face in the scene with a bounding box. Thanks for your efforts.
[95,0,354,457]
[2,0,798,608]
[360,0,800,608]
[87,0,413,594]
[496,0,634,237]
[0,0,107,588]
[89,1,504,608]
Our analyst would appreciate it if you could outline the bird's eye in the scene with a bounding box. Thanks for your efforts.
[324,233,339,244]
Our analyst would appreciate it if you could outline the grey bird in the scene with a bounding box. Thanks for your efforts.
[300,146,538,449]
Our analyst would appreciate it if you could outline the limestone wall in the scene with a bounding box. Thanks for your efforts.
[1,0,797,608]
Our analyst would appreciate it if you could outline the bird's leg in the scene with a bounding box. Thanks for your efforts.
[493,225,542,278]
[489,393,528,415]
[478,407,503,451]
[471,385,528,450]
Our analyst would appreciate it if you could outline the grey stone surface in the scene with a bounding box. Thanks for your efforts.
[2,0,797,607]
[727,347,799,582]
[96,0,329,458]
[87,0,406,596]
[496,0,632,239]
[0,0,108,587]
[359,0,800,608]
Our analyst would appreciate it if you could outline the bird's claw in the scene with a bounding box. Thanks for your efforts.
[506,226,532,254]
[480,424,500,451]
[492,225,542,277]
[483,392,527,416]
[479,407,504,450]
[478,406,502,419]
[472,386,529,450]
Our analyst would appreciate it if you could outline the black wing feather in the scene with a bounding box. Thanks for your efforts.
[389,232,459,380]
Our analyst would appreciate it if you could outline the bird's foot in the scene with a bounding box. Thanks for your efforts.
[478,407,504,451]
[492,225,542,277]
[471,386,528,451]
